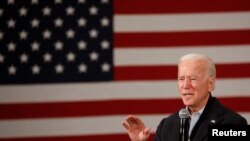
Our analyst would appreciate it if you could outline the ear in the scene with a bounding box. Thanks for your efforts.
[208,77,215,91]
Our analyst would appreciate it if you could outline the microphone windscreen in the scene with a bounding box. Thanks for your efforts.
[179,108,190,119]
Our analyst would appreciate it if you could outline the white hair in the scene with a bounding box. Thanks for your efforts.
[178,53,216,79]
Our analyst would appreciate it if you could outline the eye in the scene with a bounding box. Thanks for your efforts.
[190,77,197,80]
[178,77,184,81]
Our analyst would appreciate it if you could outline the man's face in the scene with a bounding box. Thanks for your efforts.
[178,59,214,112]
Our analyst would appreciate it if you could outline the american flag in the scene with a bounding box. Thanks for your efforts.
[0,0,250,140]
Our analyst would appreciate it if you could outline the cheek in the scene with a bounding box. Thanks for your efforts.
[193,83,199,88]
[195,82,208,92]
[178,82,183,89]
[190,82,199,91]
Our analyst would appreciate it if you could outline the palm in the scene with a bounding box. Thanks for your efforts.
[122,115,150,141]
[127,123,144,140]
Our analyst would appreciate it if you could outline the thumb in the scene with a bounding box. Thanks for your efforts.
[143,127,151,135]
[139,128,151,141]
[142,127,151,140]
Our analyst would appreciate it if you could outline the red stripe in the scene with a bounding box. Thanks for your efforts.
[114,63,250,81]
[115,65,177,80]
[114,0,250,14]
[219,97,250,112]
[0,134,151,141]
[217,63,250,78]
[0,99,182,119]
[1,97,250,119]
[114,30,250,48]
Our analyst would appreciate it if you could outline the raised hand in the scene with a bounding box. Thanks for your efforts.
[122,115,151,141]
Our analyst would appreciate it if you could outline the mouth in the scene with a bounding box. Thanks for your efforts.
[182,93,194,96]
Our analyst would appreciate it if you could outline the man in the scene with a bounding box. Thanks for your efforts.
[122,53,247,141]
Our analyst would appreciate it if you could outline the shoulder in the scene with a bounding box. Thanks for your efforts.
[155,111,180,138]
[219,104,247,124]
[209,97,247,124]
[157,111,179,128]
[156,112,179,126]
[154,112,181,141]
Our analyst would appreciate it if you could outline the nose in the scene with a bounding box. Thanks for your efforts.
[183,78,191,88]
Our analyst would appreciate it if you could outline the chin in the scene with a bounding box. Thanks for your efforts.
[182,100,193,107]
[184,103,191,107]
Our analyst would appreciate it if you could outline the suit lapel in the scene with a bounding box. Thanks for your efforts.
[190,96,224,141]
[192,114,222,141]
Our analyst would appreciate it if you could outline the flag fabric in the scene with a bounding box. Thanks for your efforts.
[0,0,250,141]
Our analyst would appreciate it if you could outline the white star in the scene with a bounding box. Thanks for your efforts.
[54,41,63,50]
[101,0,109,4]
[8,0,15,5]
[54,18,63,27]
[43,29,51,39]
[43,52,52,62]
[7,19,15,28]
[65,6,75,16]
[31,41,40,51]
[55,64,64,74]
[100,17,109,27]
[31,0,39,5]
[55,0,62,4]
[89,6,98,15]
[43,6,51,16]
[0,9,3,17]
[31,64,40,75]
[30,18,39,28]
[20,53,29,63]
[77,17,86,27]
[19,30,28,40]
[66,52,76,62]
[89,51,99,61]
[19,7,28,16]
[89,29,98,38]
[78,63,87,73]
[78,0,85,4]
[8,42,16,52]
[66,29,75,39]
[8,65,17,75]
[77,40,86,50]
[0,54,5,63]
[101,62,111,72]
[0,31,3,40]
[100,40,110,49]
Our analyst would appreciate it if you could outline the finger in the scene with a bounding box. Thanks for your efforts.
[122,120,130,130]
[130,116,145,126]
[127,115,138,125]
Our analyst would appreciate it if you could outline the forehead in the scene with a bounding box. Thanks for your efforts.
[178,59,207,75]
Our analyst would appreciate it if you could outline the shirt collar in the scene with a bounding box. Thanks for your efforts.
[186,105,205,116]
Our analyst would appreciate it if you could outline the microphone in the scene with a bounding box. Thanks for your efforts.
[179,108,190,141]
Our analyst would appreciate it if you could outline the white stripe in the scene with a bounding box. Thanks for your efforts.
[115,12,250,32]
[0,78,250,103]
[114,45,250,66]
[1,113,250,138]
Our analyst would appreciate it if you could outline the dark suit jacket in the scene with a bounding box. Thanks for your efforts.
[154,95,247,141]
